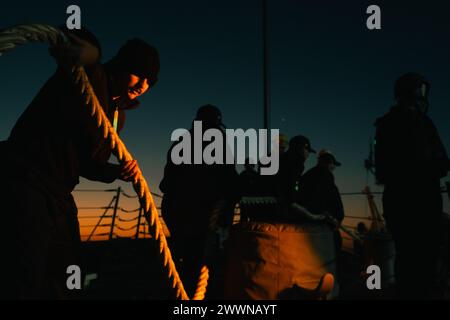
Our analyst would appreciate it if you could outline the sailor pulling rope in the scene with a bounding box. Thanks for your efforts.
[291,203,363,243]
[0,24,208,300]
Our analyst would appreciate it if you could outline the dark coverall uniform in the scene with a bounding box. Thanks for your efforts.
[296,166,344,246]
[277,150,306,205]
[375,105,449,298]
[239,167,260,197]
[238,167,260,222]
[0,63,134,299]
[296,166,344,223]
[159,130,239,298]
[294,165,345,281]
[253,150,306,224]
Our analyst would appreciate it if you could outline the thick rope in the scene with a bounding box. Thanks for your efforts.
[192,266,209,300]
[0,24,209,300]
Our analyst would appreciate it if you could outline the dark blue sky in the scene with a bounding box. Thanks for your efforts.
[1,0,449,215]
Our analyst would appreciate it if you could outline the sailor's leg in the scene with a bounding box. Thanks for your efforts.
[45,194,83,299]
[0,181,54,299]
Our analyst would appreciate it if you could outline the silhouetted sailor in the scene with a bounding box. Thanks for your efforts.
[0,28,160,299]
[277,135,316,204]
[296,150,344,220]
[239,158,260,195]
[159,104,239,298]
[238,158,261,222]
[293,150,345,281]
[241,135,315,223]
[374,73,450,299]
[296,150,344,230]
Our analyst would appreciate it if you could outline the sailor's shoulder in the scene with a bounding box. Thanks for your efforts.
[301,166,326,181]
[421,113,437,128]
[374,107,406,130]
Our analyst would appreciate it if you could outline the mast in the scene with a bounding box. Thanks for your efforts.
[262,0,270,130]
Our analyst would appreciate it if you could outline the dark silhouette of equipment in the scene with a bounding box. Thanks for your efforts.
[364,138,376,177]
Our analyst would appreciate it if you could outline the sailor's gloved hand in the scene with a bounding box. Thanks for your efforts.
[119,160,140,183]
[49,33,99,68]
[323,213,340,230]
[291,203,321,221]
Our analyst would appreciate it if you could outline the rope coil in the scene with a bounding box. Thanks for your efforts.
[0,24,208,300]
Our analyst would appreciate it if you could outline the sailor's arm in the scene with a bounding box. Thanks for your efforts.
[81,159,140,183]
[290,203,327,221]
[428,120,450,178]
[49,32,100,71]
[80,160,120,184]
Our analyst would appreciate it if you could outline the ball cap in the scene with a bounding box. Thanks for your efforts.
[195,104,225,128]
[318,149,341,166]
[289,135,316,153]
[109,38,160,86]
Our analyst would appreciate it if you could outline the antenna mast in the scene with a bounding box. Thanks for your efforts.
[262,0,270,130]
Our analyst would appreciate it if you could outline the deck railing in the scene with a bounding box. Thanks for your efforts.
[75,182,449,245]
